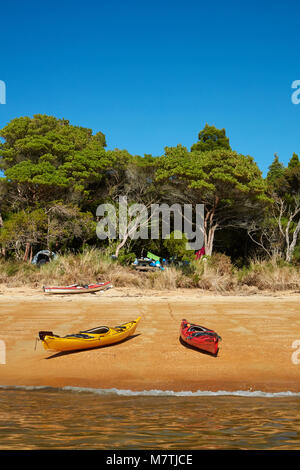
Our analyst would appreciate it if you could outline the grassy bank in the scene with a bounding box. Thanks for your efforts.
[0,249,299,294]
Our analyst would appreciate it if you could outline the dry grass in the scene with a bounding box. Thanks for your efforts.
[236,259,300,291]
[0,249,299,293]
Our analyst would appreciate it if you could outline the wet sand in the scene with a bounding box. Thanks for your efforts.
[0,287,299,393]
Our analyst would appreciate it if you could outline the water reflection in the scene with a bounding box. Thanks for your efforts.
[0,388,299,449]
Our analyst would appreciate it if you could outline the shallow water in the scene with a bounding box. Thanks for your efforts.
[0,386,300,449]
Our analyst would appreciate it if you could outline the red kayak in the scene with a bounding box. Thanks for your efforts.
[180,319,221,355]
[43,281,111,294]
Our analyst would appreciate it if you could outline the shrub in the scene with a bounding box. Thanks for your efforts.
[206,252,233,275]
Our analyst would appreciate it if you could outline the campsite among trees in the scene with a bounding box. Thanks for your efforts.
[0,114,299,291]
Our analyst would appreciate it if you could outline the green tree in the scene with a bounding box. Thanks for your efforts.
[266,154,285,188]
[44,203,96,250]
[0,114,109,207]
[262,153,300,262]
[156,146,269,255]
[0,209,47,259]
[288,152,299,169]
[0,203,96,258]
[191,124,231,152]
[163,230,194,261]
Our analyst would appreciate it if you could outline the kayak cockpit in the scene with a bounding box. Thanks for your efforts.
[79,326,110,335]
[187,326,207,332]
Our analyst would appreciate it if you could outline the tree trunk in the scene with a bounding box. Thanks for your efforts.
[115,235,129,258]
[204,203,218,256]
[275,196,300,263]
[285,219,300,262]
[47,215,51,250]
[114,204,154,257]
[205,223,218,256]
[23,243,31,262]
[29,245,33,263]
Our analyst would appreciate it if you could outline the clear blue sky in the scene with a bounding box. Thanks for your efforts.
[0,0,299,175]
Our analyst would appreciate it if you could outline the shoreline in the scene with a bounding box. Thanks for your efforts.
[0,287,299,394]
[1,384,300,397]
[1,285,300,298]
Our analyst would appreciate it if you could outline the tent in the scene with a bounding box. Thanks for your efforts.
[32,250,57,266]
[146,251,160,262]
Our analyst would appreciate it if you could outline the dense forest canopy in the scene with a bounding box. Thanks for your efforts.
[0,115,299,265]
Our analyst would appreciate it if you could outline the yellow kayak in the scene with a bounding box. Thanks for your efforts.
[38,317,141,352]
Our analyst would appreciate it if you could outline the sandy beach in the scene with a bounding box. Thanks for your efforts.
[0,286,299,393]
